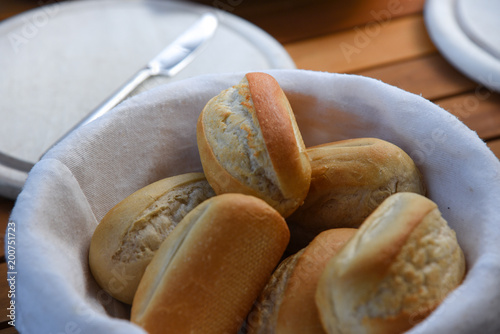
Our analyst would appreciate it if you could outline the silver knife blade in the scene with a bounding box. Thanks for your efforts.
[1,12,219,175]
[149,12,219,77]
[40,12,219,160]
[67,11,219,130]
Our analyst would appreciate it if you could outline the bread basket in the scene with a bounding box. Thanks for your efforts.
[10,70,500,333]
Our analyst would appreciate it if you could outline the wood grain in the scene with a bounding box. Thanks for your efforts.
[0,263,13,324]
[0,326,18,334]
[487,139,500,160]
[435,91,500,141]
[194,0,426,43]
[285,14,436,74]
[2,0,426,44]
[0,0,40,21]
[356,53,477,101]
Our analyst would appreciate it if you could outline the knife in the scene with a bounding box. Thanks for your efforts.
[70,12,219,130]
[1,12,218,173]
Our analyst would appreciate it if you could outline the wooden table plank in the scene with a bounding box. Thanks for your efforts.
[0,327,18,334]
[0,0,40,21]
[435,92,500,141]
[1,0,425,44]
[193,0,425,43]
[356,53,477,101]
[487,139,500,160]
[0,263,13,325]
[285,14,437,74]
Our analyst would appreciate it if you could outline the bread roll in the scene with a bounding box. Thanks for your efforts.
[246,228,356,334]
[130,193,290,334]
[315,192,466,334]
[287,138,426,252]
[196,72,311,218]
[89,173,215,304]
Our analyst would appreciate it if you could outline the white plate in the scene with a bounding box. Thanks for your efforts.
[424,0,500,92]
[0,0,295,199]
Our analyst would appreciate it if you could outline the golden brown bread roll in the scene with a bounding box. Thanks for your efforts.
[315,192,466,334]
[287,138,426,253]
[246,228,357,334]
[196,72,311,218]
[88,173,215,304]
[130,193,290,334]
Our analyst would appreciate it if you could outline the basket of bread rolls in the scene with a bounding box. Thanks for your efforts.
[11,70,500,334]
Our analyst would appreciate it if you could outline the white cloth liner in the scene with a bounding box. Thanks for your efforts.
[9,70,500,333]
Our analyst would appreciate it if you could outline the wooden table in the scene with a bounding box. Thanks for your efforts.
[1,0,499,332]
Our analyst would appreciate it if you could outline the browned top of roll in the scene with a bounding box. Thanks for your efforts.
[246,72,310,204]
[316,193,466,334]
[247,228,357,334]
[287,137,426,252]
[131,193,290,334]
[89,172,214,304]
[197,72,311,218]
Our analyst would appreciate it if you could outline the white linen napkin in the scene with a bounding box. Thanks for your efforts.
[9,70,500,333]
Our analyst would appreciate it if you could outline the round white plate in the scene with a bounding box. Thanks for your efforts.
[0,0,295,199]
[424,0,500,93]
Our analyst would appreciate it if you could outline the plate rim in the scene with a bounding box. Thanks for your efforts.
[424,0,500,93]
[0,0,295,199]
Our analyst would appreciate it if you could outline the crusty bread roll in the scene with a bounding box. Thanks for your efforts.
[287,138,426,253]
[315,192,466,334]
[246,228,357,334]
[89,173,215,304]
[130,193,290,334]
[196,72,311,218]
